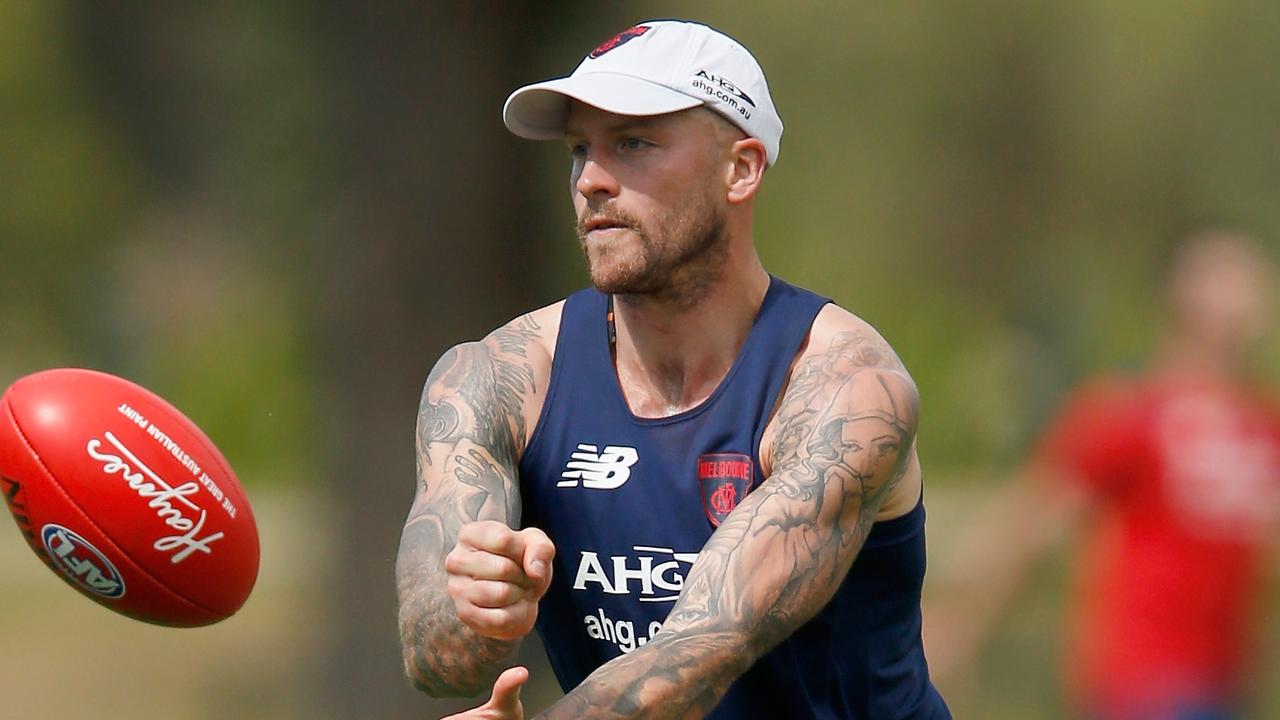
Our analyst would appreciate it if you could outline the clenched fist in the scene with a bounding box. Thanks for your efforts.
[446,521,555,641]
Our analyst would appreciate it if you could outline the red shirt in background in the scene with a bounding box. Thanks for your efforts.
[1037,374,1280,715]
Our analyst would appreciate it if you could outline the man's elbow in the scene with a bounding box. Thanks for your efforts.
[401,645,487,698]
[409,674,482,700]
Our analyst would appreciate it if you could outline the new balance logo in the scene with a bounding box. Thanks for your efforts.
[558,444,639,489]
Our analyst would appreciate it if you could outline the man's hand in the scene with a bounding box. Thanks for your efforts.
[446,521,555,641]
[441,666,528,720]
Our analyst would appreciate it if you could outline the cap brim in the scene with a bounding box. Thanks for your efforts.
[503,72,704,140]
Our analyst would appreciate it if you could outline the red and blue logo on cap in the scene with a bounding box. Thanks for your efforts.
[589,25,651,59]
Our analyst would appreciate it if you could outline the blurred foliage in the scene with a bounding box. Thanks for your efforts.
[1,0,329,485]
[524,0,1280,474]
[5,0,1277,480]
[2,0,1278,717]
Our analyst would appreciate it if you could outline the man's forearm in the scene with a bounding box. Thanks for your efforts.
[397,516,521,697]
[535,625,754,720]
[399,582,522,696]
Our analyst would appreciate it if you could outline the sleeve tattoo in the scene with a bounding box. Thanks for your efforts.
[537,327,920,719]
[395,314,541,696]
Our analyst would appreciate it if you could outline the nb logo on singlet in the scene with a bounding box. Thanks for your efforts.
[558,444,639,489]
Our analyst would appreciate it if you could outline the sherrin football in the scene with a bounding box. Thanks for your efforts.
[0,368,259,627]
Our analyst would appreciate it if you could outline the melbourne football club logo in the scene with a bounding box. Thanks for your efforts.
[697,452,754,526]
[589,25,651,59]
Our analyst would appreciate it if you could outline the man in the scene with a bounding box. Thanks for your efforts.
[396,20,951,719]
[926,231,1279,719]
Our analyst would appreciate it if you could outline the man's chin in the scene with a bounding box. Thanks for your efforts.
[589,277,644,295]
[587,267,657,296]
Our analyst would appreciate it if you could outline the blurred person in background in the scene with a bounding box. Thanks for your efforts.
[395,20,950,720]
[926,230,1279,720]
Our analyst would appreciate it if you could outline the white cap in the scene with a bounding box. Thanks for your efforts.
[503,20,784,166]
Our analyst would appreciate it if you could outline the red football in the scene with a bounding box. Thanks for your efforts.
[0,368,259,627]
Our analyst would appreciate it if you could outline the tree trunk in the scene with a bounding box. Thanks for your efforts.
[313,3,553,717]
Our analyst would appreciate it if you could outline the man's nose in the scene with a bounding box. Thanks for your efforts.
[575,156,620,199]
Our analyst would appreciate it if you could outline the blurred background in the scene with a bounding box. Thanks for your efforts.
[2,1,1277,718]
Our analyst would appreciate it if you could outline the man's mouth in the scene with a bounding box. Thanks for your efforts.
[584,218,631,233]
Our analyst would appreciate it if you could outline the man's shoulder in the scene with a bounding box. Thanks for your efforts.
[762,299,923,501]
[418,300,572,459]
[771,301,919,432]
[797,303,911,377]
[482,300,565,365]
[807,302,880,342]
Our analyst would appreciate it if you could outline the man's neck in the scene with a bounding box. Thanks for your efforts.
[611,262,771,418]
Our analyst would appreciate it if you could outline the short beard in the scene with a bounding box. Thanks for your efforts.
[576,193,728,310]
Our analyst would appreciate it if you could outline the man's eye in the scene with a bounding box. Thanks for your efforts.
[621,137,646,151]
[569,143,588,159]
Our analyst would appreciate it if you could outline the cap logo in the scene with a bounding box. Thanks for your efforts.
[589,25,651,59]
[694,70,755,107]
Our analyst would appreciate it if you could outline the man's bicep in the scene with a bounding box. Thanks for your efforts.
[399,440,518,576]
[766,324,920,528]
[400,342,530,574]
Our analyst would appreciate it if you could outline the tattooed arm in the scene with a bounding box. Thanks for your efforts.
[396,310,553,697]
[537,313,921,719]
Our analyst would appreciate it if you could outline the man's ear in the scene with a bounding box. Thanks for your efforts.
[726,137,767,204]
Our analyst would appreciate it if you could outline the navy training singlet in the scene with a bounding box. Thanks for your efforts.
[518,276,951,719]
